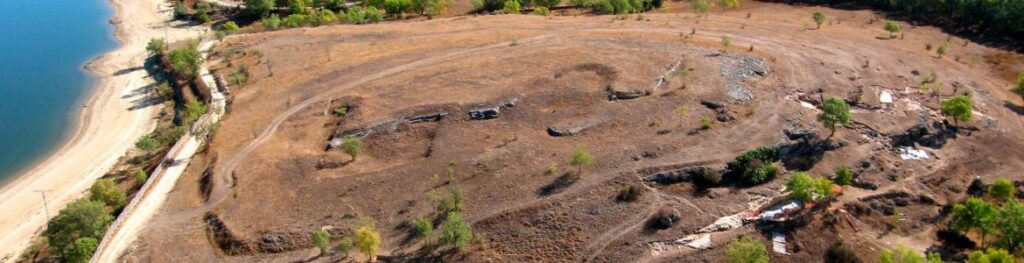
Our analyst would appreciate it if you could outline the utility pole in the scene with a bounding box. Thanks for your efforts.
[34,190,51,220]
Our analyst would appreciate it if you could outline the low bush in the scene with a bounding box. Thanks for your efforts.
[283,14,311,27]
[533,6,550,16]
[833,166,854,186]
[617,184,643,202]
[825,240,861,263]
[135,135,158,151]
[651,206,680,229]
[696,167,722,186]
[725,146,779,185]
[263,14,282,30]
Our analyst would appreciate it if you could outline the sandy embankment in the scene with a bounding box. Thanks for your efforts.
[0,0,202,260]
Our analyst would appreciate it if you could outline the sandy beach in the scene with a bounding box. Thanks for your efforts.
[0,0,203,260]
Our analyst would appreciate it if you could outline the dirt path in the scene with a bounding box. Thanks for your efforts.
[0,0,202,260]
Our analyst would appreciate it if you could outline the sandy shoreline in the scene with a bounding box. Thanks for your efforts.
[0,0,202,260]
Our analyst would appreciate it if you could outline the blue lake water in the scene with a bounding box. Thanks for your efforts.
[0,0,118,182]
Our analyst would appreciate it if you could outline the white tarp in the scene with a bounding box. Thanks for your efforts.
[772,231,789,255]
[760,200,802,221]
[880,90,894,104]
[898,146,929,160]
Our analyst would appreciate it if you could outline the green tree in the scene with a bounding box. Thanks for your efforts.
[135,135,158,151]
[221,21,240,33]
[384,0,411,16]
[44,199,113,254]
[718,0,739,11]
[168,42,203,80]
[424,0,450,16]
[1011,72,1024,104]
[135,169,149,185]
[833,166,853,186]
[534,0,561,8]
[988,178,1016,200]
[354,220,381,261]
[941,94,972,128]
[366,6,384,23]
[926,252,942,263]
[818,97,851,138]
[812,11,825,29]
[967,248,1014,263]
[878,245,924,263]
[194,2,213,23]
[502,0,521,13]
[90,179,127,209]
[785,172,835,203]
[337,237,354,256]
[951,197,997,247]
[184,99,207,124]
[311,229,330,255]
[263,13,282,30]
[884,20,901,39]
[436,185,464,213]
[440,212,473,250]
[245,0,275,17]
[533,6,551,15]
[692,0,709,17]
[571,0,592,8]
[996,199,1024,254]
[63,237,99,263]
[570,145,594,176]
[726,235,770,263]
[315,9,338,25]
[340,135,362,161]
[412,216,433,241]
[146,38,166,56]
[289,0,308,14]
[721,35,732,52]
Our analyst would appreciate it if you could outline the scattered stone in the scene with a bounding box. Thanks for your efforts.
[700,100,727,110]
[407,112,447,123]
[852,179,879,190]
[468,97,518,120]
[716,111,735,122]
[697,213,744,233]
[725,83,753,102]
[548,126,584,137]
[468,106,500,120]
[784,126,819,141]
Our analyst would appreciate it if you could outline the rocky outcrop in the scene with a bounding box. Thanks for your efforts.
[607,88,650,100]
[890,120,953,148]
[468,97,518,120]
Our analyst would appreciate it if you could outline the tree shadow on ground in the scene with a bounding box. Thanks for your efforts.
[1004,101,1024,116]
[537,172,579,196]
[778,137,844,171]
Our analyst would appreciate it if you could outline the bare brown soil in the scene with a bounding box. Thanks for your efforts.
[129,3,1024,262]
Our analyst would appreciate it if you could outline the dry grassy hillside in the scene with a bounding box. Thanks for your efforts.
[128,3,1024,262]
